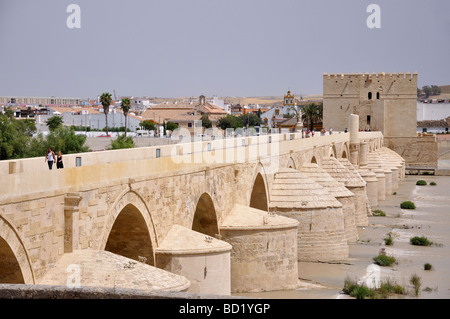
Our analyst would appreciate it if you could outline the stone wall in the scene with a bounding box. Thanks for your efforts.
[384,135,438,167]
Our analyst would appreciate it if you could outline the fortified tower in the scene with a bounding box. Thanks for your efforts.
[323,72,418,137]
[323,72,438,168]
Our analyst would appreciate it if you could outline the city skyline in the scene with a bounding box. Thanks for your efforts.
[0,0,449,99]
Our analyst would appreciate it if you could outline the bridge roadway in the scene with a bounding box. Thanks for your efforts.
[0,130,383,294]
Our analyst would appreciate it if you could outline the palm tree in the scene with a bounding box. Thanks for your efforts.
[120,98,131,136]
[100,92,112,136]
[301,102,323,131]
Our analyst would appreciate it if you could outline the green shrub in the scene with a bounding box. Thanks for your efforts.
[424,263,432,270]
[400,201,416,209]
[342,276,405,299]
[393,192,397,195]
[384,234,394,246]
[416,180,427,186]
[350,285,375,299]
[372,209,386,216]
[410,236,432,246]
[343,276,358,295]
[379,278,405,296]
[430,182,437,186]
[107,134,135,150]
[410,274,421,297]
[373,254,396,266]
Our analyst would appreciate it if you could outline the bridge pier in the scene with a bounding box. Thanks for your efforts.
[155,225,232,295]
[64,193,82,253]
[269,169,349,262]
[299,163,358,243]
[220,204,299,293]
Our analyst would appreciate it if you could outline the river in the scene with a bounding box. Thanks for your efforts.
[233,175,450,299]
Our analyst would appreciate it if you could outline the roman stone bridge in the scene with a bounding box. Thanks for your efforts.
[0,120,404,295]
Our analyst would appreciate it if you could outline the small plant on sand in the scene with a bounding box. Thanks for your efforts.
[400,201,416,209]
[343,276,406,299]
[416,180,427,186]
[373,254,396,266]
[430,181,437,186]
[372,209,386,217]
[410,274,422,297]
[378,278,405,297]
[424,263,433,270]
[410,236,432,246]
[393,192,397,195]
[384,233,394,246]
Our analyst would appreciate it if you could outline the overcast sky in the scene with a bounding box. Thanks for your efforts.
[0,0,448,99]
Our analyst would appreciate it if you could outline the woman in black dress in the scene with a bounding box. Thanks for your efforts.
[56,151,64,169]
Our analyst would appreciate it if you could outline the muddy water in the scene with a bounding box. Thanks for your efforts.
[233,175,450,299]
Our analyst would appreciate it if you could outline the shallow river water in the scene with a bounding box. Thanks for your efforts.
[233,175,450,299]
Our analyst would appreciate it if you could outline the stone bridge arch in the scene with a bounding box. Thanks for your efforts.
[337,142,349,159]
[192,192,219,237]
[0,216,34,284]
[286,157,296,169]
[328,144,337,158]
[341,148,348,159]
[100,189,158,266]
[249,163,269,212]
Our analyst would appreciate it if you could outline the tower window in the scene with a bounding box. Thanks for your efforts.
[367,115,371,125]
[368,92,372,100]
[376,92,380,100]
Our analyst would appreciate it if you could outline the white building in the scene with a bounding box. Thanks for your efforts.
[260,105,298,130]
[208,96,231,114]
[37,107,143,132]
[417,100,450,121]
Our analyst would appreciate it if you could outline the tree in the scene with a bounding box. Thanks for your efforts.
[120,98,131,136]
[166,121,178,132]
[417,88,422,97]
[45,115,64,131]
[217,114,243,130]
[290,105,300,121]
[100,92,112,136]
[107,134,135,150]
[431,85,441,96]
[200,114,212,129]
[422,86,431,98]
[45,127,90,155]
[238,113,261,127]
[301,102,323,131]
[0,112,89,160]
[141,120,156,131]
[1,113,26,160]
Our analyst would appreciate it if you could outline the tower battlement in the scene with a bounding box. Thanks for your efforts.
[323,71,418,81]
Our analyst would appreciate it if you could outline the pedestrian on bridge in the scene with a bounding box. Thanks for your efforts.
[45,147,56,170]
